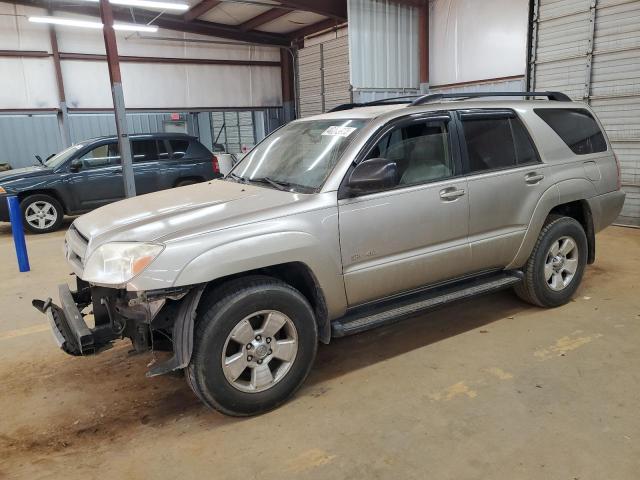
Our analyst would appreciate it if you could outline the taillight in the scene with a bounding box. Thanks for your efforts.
[212,155,220,175]
[613,151,622,190]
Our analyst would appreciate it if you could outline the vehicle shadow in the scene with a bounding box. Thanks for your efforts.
[307,289,526,386]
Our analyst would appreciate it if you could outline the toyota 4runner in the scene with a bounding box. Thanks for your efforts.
[34,92,625,416]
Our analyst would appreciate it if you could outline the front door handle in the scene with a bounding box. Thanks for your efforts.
[525,172,544,185]
[439,187,466,201]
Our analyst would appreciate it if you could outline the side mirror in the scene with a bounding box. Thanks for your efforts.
[346,157,398,195]
[69,159,82,172]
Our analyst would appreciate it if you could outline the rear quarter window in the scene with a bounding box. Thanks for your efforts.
[169,139,190,159]
[534,108,607,155]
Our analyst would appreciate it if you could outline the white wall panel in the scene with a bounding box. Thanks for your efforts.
[0,58,59,109]
[430,0,528,86]
[348,0,418,89]
[0,3,50,51]
[61,60,282,109]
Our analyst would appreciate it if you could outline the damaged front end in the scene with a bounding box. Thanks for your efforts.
[33,277,204,377]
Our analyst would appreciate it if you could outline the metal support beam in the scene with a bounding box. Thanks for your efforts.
[239,8,289,31]
[418,0,429,92]
[280,48,296,121]
[288,18,342,40]
[584,0,598,102]
[277,0,347,20]
[99,0,136,198]
[183,0,221,21]
[48,22,71,147]
[528,0,540,92]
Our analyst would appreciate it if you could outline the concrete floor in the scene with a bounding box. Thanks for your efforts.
[0,221,639,480]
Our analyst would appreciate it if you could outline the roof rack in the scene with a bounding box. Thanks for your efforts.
[328,95,423,112]
[327,91,571,112]
[409,91,572,106]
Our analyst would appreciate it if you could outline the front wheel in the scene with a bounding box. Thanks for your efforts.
[515,215,588,307]
[186,276,318,416]
[20,194,64,234]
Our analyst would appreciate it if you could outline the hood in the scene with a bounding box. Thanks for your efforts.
[0,166,51,184]
[74,179,308,246]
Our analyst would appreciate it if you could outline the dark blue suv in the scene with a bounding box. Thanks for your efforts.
[0,133,220,233]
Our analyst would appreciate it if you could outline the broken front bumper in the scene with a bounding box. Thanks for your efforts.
[34,283,101,356]
[33,277,204,377]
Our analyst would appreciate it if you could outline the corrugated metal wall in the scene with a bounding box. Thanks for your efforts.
[1,108,283,169]
[297,32,351,117]
[0,114,63,169]
[67,112,197,142]
[531,0,640,225]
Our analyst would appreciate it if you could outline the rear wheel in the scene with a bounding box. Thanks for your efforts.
[20,194,64,234]
[515,216,587,307]
[186,276,318,416]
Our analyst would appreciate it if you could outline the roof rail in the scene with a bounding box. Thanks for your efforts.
[409,91,571,106]
[328,95,421,112]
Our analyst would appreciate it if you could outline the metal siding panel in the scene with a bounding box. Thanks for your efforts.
[0,114,62,169]
[533,0,640,222]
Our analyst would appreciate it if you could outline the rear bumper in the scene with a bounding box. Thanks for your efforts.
[587,189,626,232]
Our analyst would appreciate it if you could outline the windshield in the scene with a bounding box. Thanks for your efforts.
[231,119,368,191]
[44,143,86,169]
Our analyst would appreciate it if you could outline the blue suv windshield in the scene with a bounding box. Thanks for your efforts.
[45,143,86,169]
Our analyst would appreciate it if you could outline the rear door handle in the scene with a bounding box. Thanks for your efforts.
[525,172,544,185]
[439,187,466,201]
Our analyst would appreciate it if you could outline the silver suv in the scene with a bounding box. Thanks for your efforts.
[35,92,625,416]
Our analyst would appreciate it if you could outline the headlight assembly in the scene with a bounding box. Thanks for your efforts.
[82,242,164,285]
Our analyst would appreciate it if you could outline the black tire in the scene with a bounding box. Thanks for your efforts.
[175,179,200,188]
[186,275,318,416]
[20,194,64,234]
[515,215,588,307]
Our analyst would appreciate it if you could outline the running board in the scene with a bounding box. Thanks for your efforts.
[331,271,523,337]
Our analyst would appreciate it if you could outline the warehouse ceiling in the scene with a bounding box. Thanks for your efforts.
[9,0,348,45]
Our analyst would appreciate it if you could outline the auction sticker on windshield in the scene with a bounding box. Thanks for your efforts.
[322,126,357,137]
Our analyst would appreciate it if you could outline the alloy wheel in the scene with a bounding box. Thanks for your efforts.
[545,236,579,291]
[25,201,58,230]
[221,310,298,393]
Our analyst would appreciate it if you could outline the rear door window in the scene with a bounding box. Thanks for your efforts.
[132,140,159,162]
[169,140,190,159]
[460,112,539,173]
[534,108,607,155]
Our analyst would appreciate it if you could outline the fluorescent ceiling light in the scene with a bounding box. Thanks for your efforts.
[81,0,189,11]
[29,16,159,32]
[28,16,103,29]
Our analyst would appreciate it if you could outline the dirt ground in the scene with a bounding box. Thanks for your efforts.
[0,221,639,480]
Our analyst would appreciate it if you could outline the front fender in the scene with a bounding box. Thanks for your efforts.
[174,231,347,321]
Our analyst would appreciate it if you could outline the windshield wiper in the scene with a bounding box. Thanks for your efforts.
[250,177,289,191]
[34,154,45,167]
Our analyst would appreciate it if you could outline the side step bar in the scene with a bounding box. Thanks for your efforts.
[331,271,523,337]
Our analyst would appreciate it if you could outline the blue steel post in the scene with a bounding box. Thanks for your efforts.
[6,195,30,272]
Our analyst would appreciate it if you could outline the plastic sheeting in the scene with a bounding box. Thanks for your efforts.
[348,0,419,89]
